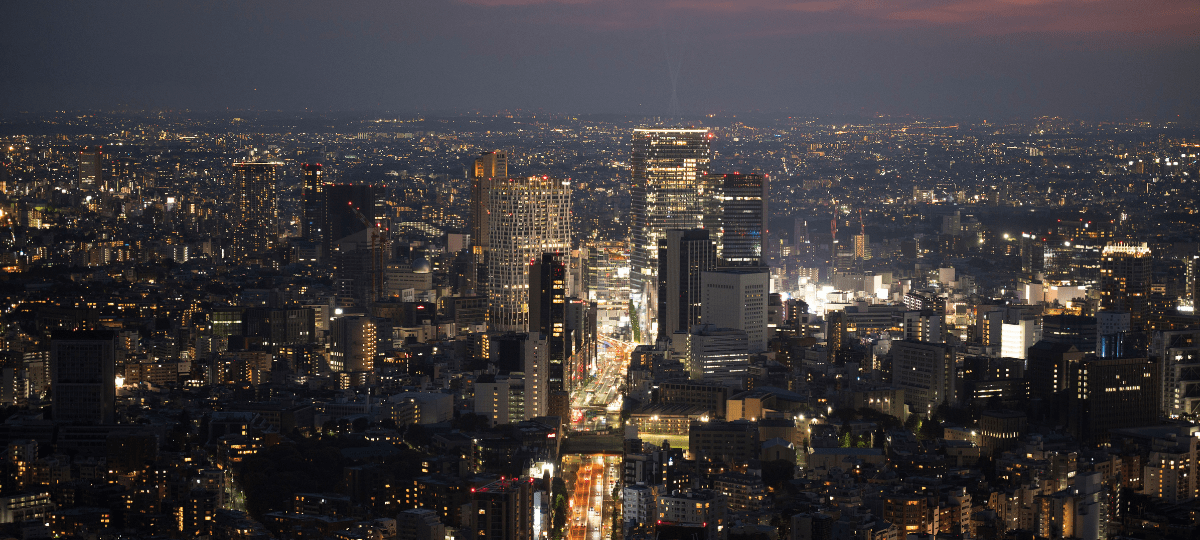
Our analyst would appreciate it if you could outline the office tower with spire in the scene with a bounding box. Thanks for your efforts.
[701,172,767,267]
[630,128,711,342]
[657,229,717,341]
[487,176,571,332]
[1100,241,1152,332]
[231,162,279,262]
[301,163,325,247]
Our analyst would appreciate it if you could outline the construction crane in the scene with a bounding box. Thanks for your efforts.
[349,203,388,302]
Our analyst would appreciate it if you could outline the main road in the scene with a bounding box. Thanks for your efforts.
[570,336,633,431]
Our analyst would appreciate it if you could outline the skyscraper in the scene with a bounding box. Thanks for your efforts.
[1100,241,1152,332]
[487,176,571,332]
[657,229,717,341]
[701,268,769,353]
[472,151,508,251]
[78,147,102,188]
[1068,355,1158,444]
[891,340,956,416]
[231,162,279,262]
[50,331,116,425]
[301,163,325,247]
[701,172,767,267]
[472,151,508,295]
[630,128,711,342]
[530,253,568,393]
[330,316,376,374]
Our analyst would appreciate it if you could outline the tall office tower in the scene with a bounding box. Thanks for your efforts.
[1100,241,1152,332]
[701,268,769,353]
[1068,355,1159,444]
[891,340,956,416]
[487,176,571,332]
[630,128,711,342]
[330,316,376,373]
[300,163,325,246]
[50,331,117,424]
[78,147,103,188]
[231,162,279,261]
[657,229,717,341]
[701,172,767,267]
[471,151,508,294]
[1153,330,1200,418]
[464,477,534,540]
[472,151,508,249]
[530,254,568,394]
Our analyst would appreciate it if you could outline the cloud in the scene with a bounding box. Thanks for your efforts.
[450,0,1200,40]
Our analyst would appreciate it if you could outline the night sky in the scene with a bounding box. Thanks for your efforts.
[3,0,1198,119]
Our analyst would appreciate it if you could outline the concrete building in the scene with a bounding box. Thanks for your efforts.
[701,268,769,352]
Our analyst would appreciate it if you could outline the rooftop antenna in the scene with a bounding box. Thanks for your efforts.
[661,25,686,121]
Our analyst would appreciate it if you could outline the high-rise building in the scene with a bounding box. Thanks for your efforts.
[486,332,549,421]
[658,229,717,341]
[487,177,571,332]
[529,254,568,394]
[301,163,325,247]
[891,340,956,415]
[231,162,279,261]
[1097,310,1132,358]
[1001,318,1040,360]
[1068,355,1159,444]
[1042,315,1098,353]
[324,184,376,252]
[78,147,102,188]
[701,172,767,267]
[1153,330,1200,419]
[683,324,750,386]
[700,268,769,353]
[630,128,711,342]
[1100,242,1152,332]
[464,477,534,540]
[330,316,376,373]
[471,151,507,252]
[50,331,117,425]
[471,151,508,295]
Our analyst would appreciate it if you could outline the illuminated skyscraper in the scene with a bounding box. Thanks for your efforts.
[472,151,508,294]
[472,151,508,250]
[1100,241,1152,331]
[630,128,711,342]
[301,163,325,247]
[701,172,767,267]
[487,176,571,332]
[78,147,102,187]
[657,229,716,341]
[530,253,568,392]
[231,162,279,262]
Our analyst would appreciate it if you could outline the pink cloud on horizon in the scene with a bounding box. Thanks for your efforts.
[451,0,1200,39]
